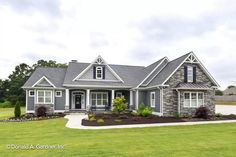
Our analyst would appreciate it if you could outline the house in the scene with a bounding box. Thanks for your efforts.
[224,85,236,95]
[22,52,219,116]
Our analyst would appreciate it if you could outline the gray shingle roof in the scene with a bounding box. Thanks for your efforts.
[23,52,209,89]
[147,53,191,87]
[23,67,67,88]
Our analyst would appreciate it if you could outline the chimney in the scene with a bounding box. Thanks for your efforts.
[71,60,77,62]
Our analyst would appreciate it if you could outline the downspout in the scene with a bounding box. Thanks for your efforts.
[176,89,180,114]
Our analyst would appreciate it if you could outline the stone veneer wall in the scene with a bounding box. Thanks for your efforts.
[163,63,215,116]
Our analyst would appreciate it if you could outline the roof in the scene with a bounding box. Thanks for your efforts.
[175,83,211,90]
[23,67,67,88]
[147,53,191,87]
[22,52,219,89]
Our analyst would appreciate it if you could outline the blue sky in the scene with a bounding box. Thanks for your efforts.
[0,0,235,89]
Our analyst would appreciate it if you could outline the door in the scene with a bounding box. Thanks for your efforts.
[75,95,82,109]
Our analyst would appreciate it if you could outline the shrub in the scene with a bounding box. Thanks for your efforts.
[89,117,96,121]
[0,98,5,103]
[112,96,128,114]
[215,113,223,118]
[137,103,153,117]
[88,113,95,120]
[97,118,104,123]
[14,101,21,118]
[0,101,13,108]
[175,113,181,119]
[195,106,210,119]
[36,106,47,117]
[114,119,122,122]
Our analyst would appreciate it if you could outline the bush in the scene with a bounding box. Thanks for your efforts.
[137,103,153,117]
[175,113,181,119]
[0,98,5,103]
[0,101,13,108]
[36,106,47,117]
[14,101,21,118]
[215,113,223,118]
[97,118,104,123]
[112,96,128,114]
[195,106,210,119]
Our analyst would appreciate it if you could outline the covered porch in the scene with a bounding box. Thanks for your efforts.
[65,88,134,112]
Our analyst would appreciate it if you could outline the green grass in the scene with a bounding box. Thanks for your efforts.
[0,118,236,157]
[215,101,236,105]
[0,107,25,120]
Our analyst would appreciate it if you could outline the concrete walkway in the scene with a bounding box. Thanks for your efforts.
[216,105,236,115]
[64,114,236,130]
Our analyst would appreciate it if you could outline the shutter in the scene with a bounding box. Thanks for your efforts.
[102,66,105,79]
[93,66,96,79]
[184,66,188,83]
[193,66,196,83]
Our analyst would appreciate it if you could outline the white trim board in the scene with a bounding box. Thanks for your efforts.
[161,52,220,87]
[32,76,56,88]
[73,55,124,83]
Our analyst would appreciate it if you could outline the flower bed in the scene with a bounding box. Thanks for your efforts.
[82,113,236,126]
[0,113,65,122]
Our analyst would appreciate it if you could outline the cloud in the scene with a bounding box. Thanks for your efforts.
[89,32,109,48]
[36,37,67,49]
[0,0,61,17]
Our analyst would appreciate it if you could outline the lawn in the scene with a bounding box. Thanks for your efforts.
[215,101,236,105]
[0,118,236,157]
[0,107,25,120]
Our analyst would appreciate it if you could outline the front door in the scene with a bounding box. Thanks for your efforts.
[75,95,82,109]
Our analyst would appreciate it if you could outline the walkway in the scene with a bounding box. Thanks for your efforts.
[215,105,236,115]
[64,114,236,130]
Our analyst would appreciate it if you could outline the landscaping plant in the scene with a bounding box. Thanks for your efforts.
[36,106,47,117]
[14,101,21,118]
[195,106,210,119]
[137,103,153,117]
[112,96,128,114]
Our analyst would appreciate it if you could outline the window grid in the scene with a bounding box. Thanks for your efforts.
[91,92,108,106]
[184,92,204,108]
[37,90,53,104]
[150,92,155,107]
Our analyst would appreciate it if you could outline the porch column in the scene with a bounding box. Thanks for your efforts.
[86,89,90,110]
[65,89,69,111]
[129,90,133,109]
[135,90,139,110]
[111,90,115,110]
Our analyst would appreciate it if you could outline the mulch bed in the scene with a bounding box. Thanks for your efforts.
[82,113,236,126]
[0,113,65,122]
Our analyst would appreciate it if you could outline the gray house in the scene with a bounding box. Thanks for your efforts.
[22,52,219,116]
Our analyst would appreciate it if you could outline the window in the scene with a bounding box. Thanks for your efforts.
[96,66,103,79]
[37,90,53,104]
[29,90,35,97]
[184,92,204,108]
[187,66,193,82]
[91,92,108,106]
[55,91,62,97]
[150,92,155,107]
[116,92,122,98]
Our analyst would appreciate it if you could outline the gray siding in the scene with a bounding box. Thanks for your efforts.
[80,65,118,80]
[146,90,161,112]
[27,90,35,110]
[139,91,147,105]
[55,90,65,110]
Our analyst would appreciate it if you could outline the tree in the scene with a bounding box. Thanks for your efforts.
[215,90,223,96]
[14,101,21,118]
[32,60,67,69]
[112,96,128,114]
[6,63,32,105]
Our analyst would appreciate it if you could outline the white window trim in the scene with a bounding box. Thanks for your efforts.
[183,92,204,108]
[91,92,108,107]
[187,66,193,83]
[96,66,103,79]
[55,91,62,97]
[116,92,123,98]
[36,90,53,104]
[150,92,155,107]
[29,90,35,97]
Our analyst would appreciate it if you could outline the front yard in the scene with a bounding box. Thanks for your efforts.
[0,118,236,157]
[0,107,25,120]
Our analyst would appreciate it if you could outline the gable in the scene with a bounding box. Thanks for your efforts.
[79,64,119,81]
[32,76,56,88]
[73,56,124,82]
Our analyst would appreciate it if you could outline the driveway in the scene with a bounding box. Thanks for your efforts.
[215,105,236,115]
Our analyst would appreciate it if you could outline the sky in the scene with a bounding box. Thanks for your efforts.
[0,0,235,89]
